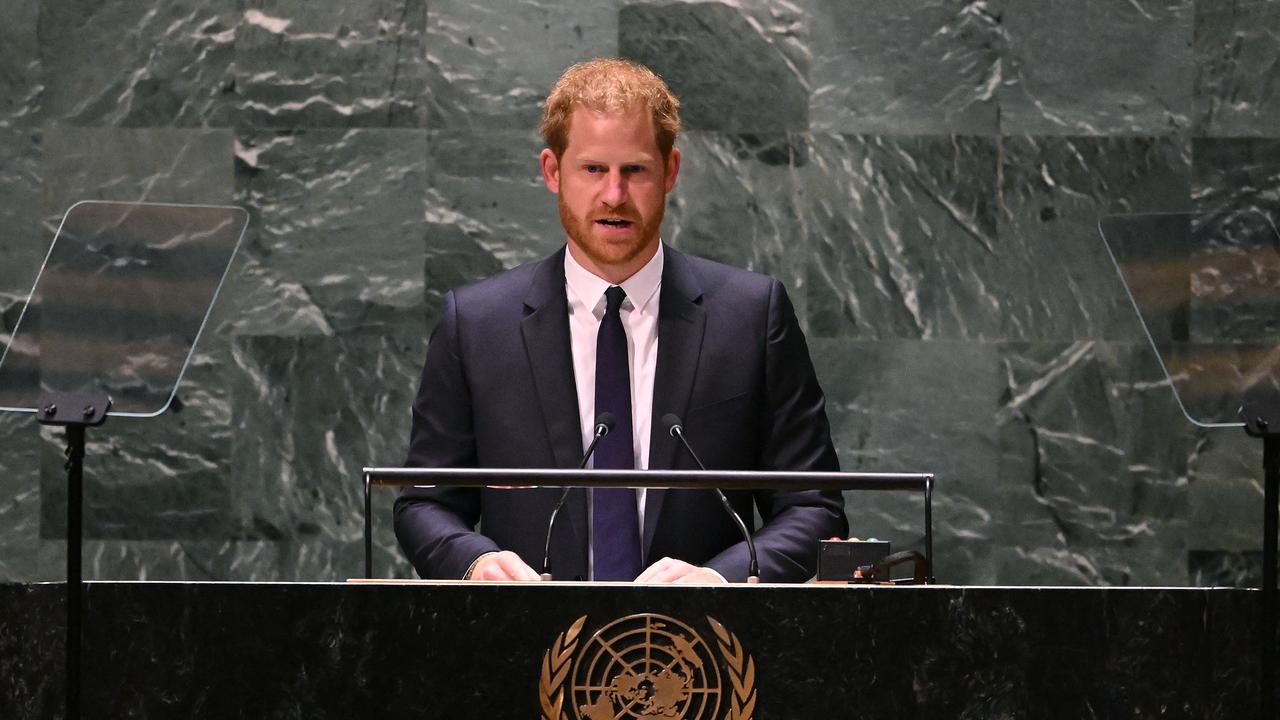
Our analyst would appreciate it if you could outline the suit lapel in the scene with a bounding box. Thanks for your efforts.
[520,248,588,558]
[644,246,706,560]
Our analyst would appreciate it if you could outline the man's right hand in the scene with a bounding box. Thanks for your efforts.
[466,550,541,581]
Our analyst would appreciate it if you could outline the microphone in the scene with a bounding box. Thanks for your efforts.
[541,412,616,580]
[661,413,759,584]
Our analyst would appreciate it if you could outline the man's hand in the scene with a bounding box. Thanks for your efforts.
[466,551,541,581]
[634,557,727,584]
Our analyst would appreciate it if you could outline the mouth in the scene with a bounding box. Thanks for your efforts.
[594,218,635,231]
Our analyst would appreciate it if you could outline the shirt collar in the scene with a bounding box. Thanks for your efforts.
[564,243,664,316]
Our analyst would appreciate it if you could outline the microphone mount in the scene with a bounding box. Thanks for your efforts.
[663,414,759,584]
[541,413,616,580]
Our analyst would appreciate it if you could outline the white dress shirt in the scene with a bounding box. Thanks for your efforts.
[564,244,663,577]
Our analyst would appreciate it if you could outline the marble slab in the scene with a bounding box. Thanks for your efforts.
[619,2,808,133]
[38,0,237,128]
[996,135,1191,341]
[807,0,1001,135]
[235,0,428,128]
[426,0,620,129]
[232,127,429,334]
[0,1,42,131]
[0,127,43,296]
[991,0,1193,135]
[1193,0,1280,137]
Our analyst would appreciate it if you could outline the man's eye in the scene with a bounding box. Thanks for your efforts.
[585,165,604,173]
[623,165,646,174]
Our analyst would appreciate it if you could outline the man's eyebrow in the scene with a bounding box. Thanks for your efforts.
[573,155,657,165]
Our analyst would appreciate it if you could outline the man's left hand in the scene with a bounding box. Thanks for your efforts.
[634,557,727,584]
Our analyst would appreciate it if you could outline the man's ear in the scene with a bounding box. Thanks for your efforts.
[663,147,681,193]
[540,148,560,194]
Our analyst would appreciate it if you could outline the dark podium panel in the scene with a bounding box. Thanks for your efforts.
[0,582,1261,719]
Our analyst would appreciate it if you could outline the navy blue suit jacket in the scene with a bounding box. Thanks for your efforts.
[394,245,847,581]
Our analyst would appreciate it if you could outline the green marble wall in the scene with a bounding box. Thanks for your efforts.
[1,0,1277,585]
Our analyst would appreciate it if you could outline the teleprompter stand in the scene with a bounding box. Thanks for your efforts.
[1100,210,1280,717]
[0,201,248,720]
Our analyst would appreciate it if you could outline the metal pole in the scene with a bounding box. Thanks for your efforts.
[1263,435,1278,719]
[66,424,84,720]
[364,473,372,579]
[924,475,934,584]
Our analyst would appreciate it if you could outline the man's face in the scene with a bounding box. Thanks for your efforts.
[540,107,681,283]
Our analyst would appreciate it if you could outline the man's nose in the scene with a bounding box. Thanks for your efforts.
[601,169,628,208]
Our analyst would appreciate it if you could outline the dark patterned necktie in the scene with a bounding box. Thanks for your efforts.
[592,285,642,581]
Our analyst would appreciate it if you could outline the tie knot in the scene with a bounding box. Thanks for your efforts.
[604,286,627,315]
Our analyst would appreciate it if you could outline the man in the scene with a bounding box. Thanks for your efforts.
[395,58,846,583]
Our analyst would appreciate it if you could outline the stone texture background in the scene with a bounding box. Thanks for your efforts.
[0,0,1277,585]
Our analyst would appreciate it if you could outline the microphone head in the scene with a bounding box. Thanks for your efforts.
[661,413,683,437]
[595,412,617,435]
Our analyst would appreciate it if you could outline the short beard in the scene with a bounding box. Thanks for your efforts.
[558,194,665,271]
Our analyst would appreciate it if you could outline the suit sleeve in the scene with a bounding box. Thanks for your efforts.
[393,291,500,579]
[704,279,848,582]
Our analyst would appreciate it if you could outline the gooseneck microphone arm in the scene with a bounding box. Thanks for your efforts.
[541,412,616,581]
[661,414,760,584]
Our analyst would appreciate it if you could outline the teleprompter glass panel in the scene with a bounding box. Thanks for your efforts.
[1099,210,1280,428]
[0,201,247,417]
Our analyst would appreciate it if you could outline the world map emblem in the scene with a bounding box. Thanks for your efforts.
[539,613,756,720]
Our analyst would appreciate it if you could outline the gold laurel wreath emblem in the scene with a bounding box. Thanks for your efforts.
[708,616,756,720]
[538,614,756,720]
[540,615,586,720]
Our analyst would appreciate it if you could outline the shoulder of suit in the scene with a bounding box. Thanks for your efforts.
[672,248,778,301]
[447,253,552,314]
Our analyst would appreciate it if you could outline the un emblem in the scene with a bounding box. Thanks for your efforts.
[539,613,756,720]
